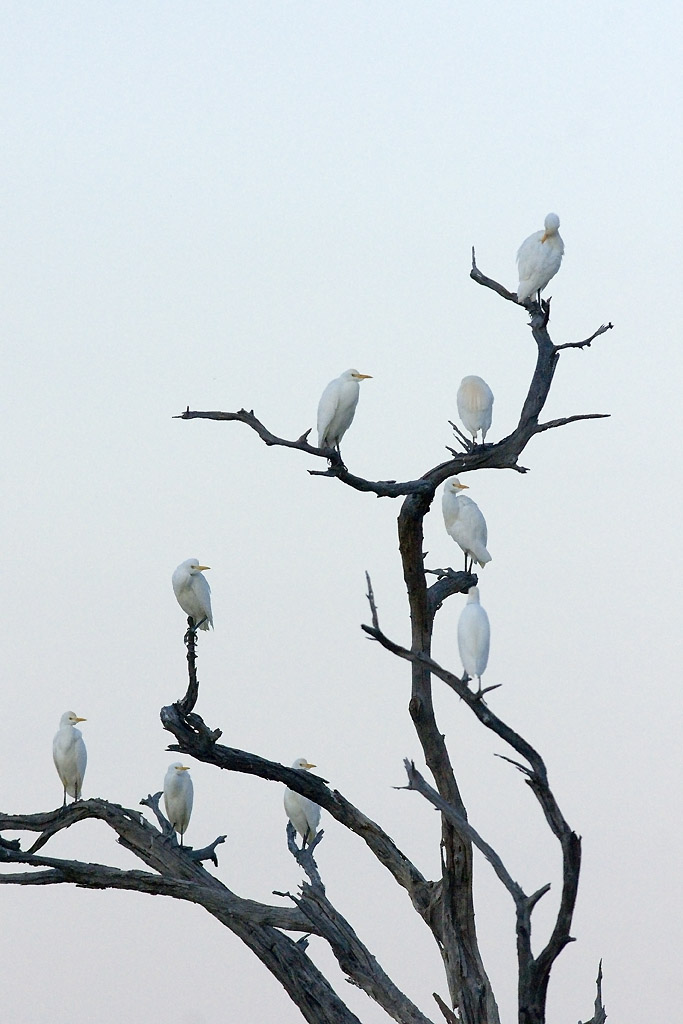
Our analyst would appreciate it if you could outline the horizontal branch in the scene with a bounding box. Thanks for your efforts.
[555,323,614,351]
[0,801,312,932]
[534,413,610,435]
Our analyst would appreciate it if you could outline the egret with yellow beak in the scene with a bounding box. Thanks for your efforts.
[163,763,194,845]
[53,711,87,806]
[172,559,213,630]
[284,758,321,846]
[317,369,372,451]
[442,477,491,572]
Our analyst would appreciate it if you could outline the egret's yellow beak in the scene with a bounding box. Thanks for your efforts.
[197,565,211,571]
[355,373,372,380]
[456,482,469,490]
[74,717,87,723]
[540,232,548,243]
[304,762,317,769]
[178,766,191,772]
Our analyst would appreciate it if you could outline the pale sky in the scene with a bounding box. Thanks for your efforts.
[2,3,682,1023]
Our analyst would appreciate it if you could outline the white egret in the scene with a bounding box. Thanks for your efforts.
[163,762,194,846]
[457,376,494,445]
[172,558,213,630]
[317,369,372,450]
[284,758,321,846]
[516,213,564,304]
[442,477,491,572]
[458,586,490,692]
[53,711,87,806]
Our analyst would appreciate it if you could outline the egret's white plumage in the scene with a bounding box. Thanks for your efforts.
[457,376,494,445]
[163,762,194,845]
[53,711,87,806]
[284,758,321,846]
[516,213,564,303]
[172,559,213,630]
[458,586,490,690]
[442,477,491,571]
[317,369,372,450]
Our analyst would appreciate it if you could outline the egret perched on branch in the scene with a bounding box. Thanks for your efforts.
[317,369,372,451]
[163,762,194,845]
[442,477,491,572]
[284,758,321,847]
[458,587,490,692]
[457,376,494,445]
[516,213,564,304]
[53,711,87,806]
[172,559,213,630]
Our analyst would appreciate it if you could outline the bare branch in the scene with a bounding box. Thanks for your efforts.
[159,709,443,936]
[579,961,607,1024]
[555,323,614,351]
[292,879,438,1024]
[424,567,478,617]
[188,834,227,866]
[447,420,474,451]
[433,992,459,1024]
[403,760,525,905]
[286,820,326,890]
[534,413,610,435]
[361,619,547,783]
[470,247,520,304]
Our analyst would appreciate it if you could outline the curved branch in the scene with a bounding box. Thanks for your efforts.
[555,323,614,351]
[361,615,582,1019]
[470,248,520,304]
[159,706,442,934]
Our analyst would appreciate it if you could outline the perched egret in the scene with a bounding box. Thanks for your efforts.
[53,711,87,806]
[516,213,564,304]
[172,558,213,630]
[284,758,321,846]
[458,587,490,692]
[317,369,372,450]
[457,376,494,445]
[442,477,492,572]
[163,762,194,845]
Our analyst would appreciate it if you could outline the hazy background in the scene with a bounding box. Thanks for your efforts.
[2,3,681,1022]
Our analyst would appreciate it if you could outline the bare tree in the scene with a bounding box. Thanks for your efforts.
[0,262,610,1024]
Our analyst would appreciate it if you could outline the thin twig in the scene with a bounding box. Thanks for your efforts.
[555,323,614,351]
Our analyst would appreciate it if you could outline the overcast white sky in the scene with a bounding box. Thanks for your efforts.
[2,3,682,1022]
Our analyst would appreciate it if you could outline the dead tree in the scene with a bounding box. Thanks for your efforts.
[0,262,610,1024]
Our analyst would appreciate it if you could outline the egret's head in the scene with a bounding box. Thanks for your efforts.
[170,762,191,774]
[189,560,210,574]
[447,477,469,493]
[291,758,316,771]
[467,586,480,600]
[347,369,372,381]
[61,711,86,727]
[541,213,560,241]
